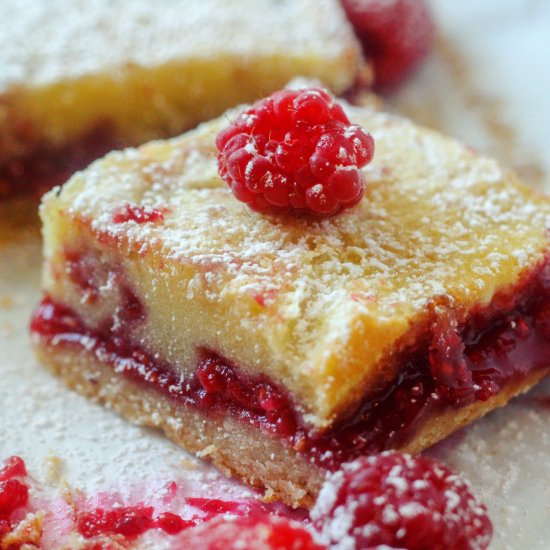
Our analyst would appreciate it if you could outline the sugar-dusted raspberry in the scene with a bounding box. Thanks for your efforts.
[176,514,323,550]
[216,87,374,217]
[341,0,435,91]
[311,451,492,550]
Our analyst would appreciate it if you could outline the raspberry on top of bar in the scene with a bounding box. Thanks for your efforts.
[39,98,550,432]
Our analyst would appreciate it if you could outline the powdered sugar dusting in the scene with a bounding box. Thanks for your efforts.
[43,100,550,423]
[427,379,550,549]
[1,3,549,547]
[0,0,357,88]
[0,235,259,549]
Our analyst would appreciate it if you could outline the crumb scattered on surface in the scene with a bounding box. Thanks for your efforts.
[42,455,64,485]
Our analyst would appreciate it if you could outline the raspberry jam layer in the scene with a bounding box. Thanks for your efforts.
[0,121,120,201]
[31,258,550,471]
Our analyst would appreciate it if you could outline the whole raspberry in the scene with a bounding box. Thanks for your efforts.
[216,87,374,217]
[311,451,492,550]
[341,0,435,91]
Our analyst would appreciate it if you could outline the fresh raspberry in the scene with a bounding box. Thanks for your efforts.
[341,0,435,91]
[176,514,323,550]
[311,451,492,550]
[216,87,374,217]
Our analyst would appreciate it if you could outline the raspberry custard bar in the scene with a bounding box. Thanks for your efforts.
[32,88,550,508]
[0,0,363,201]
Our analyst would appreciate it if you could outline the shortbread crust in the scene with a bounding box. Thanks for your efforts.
[33,335,550,508]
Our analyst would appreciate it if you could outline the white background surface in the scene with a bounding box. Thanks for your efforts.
[410,2,550,548]
[1,2,549,549]
[430,0,550,174]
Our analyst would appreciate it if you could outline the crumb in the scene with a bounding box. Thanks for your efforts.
[180,457,199,470]
[197,444,217,458]
[350,90,383,111]
[0,321,15,335]
[42,455,64,484]
[262,487,276,502]
[0,512,44,549]
[0,294,14,309]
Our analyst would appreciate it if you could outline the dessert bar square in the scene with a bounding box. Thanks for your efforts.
[0,0,363,200]
[32,101,550,507]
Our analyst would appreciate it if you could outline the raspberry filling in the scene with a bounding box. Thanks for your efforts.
[75,497,281,540]
[31,255,550,470]
[111,203,166,224]
[0,121,120,201]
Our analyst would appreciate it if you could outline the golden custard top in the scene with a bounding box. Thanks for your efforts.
[43,103,550,426]
[0,0,358,89]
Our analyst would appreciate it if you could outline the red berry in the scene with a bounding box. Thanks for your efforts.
[217,87,374,217]
[264,174,291,207]
[311,451,493,550]
[341,0,435,91]
[0,456,27,482]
